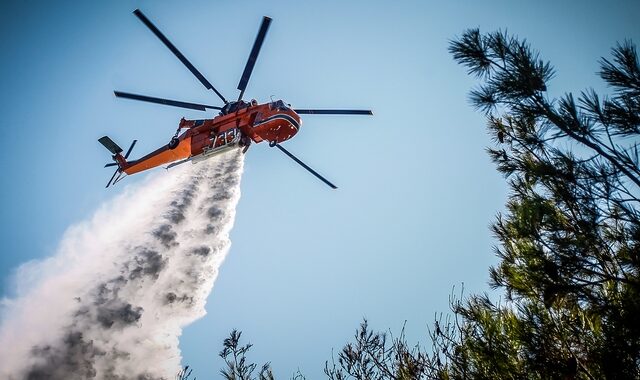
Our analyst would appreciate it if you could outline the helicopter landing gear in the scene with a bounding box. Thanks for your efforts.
[269,140,278,147]
[240,136,252,154]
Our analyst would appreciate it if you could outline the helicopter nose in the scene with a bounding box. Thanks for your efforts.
[252,109,301,144]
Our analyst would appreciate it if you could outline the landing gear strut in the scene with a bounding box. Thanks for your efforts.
[240,136,252,154]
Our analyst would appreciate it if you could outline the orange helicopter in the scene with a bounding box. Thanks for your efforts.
[100,9,372,189]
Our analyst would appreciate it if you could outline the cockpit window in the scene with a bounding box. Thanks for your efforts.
[220,100,250,115]
[271,100,289,111]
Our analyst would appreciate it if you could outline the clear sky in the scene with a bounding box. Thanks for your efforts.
[1,0,638,378]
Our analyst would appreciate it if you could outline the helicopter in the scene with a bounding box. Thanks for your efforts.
[100,9,372,189]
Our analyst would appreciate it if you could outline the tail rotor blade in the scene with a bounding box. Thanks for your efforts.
[275,144,337,189]
[104,163,118,168]
[237,16,272,101]
[124,140,138,159]
[133,9,228,104]
[106,169,119,188]
[294,109,373,115]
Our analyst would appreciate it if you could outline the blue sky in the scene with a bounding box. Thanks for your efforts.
[1,0,639,378]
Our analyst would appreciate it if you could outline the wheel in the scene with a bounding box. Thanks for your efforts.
[168,137,179,149]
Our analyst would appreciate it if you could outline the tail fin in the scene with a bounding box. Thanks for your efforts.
[99,136,123,155]
[99,136,137,188]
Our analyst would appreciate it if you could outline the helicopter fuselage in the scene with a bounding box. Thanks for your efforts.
[118,100,301,175]
[102,10,371,189]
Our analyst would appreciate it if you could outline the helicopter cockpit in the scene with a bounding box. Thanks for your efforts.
[220,100,250,115]
[270,100,291,111]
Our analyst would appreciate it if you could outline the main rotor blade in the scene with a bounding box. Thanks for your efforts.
[275,144,337,189]
[114,91,222,111]
[133,9,228,104]
[294,109,373,115]
[237,16,272,101]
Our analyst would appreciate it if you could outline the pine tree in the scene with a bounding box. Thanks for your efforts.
[444,29,640,379]
[326,31,640,380]
[219,330,275,380]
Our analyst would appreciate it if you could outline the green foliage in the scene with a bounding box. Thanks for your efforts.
[324,319,438,380]
[219,330,274,380]
[444,29,640,379]
[326,30,640,380]
[177,365,196,380]
[217,330,308,380]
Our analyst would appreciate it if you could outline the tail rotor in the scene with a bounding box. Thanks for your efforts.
[99,137,137,188]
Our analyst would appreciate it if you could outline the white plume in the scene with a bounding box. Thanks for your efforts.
[0,149,244,379]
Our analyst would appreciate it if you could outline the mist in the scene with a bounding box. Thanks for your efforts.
[0,149,244,379]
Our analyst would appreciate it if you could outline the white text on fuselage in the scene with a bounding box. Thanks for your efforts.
[212,128,239,148]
